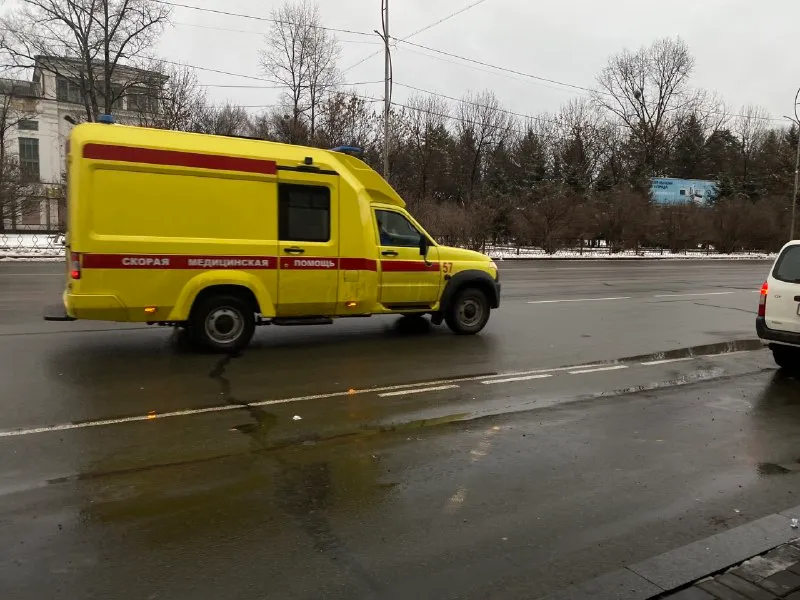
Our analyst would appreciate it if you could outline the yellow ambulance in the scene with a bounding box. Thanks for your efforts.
[44,121,500,352]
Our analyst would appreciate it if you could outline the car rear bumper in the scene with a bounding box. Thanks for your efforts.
[756,316,800,347]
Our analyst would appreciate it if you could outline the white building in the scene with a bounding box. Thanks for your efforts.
[1,56,163,231]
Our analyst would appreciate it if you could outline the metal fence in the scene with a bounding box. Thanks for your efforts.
[0,228,65,258]
[1,195,66,258]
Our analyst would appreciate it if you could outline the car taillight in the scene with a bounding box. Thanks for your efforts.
[758,281,768,317]
[70,252,81,280]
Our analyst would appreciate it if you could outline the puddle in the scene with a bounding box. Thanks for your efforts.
[756,462,791,476]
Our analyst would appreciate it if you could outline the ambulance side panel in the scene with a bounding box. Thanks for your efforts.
[335,160,385,314]
[71,144,279,322]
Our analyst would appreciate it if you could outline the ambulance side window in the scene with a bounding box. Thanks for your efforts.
[375,210,421,248]
[278,184,330,242]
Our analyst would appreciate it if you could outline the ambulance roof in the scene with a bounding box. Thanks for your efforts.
[70,123,406,208]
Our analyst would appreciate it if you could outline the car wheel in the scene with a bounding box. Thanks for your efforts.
[189,294,255,353]
[772,345,800,371]
[445,287,490,335]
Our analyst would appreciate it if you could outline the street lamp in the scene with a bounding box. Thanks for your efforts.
[783,87,800,240]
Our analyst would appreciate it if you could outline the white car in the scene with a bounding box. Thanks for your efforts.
[757,240,800,369]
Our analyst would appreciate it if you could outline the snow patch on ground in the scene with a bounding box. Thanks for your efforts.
[0,235,778,262]
[487,246,777,261]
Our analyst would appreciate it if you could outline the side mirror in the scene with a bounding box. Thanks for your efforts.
[419,235,429,257]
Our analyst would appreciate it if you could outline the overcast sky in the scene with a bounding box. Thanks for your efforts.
[152,0,800,124]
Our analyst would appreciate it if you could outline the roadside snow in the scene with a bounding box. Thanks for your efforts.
[0,233,65,261]
[0,235,777,262]
[488,247,777,260]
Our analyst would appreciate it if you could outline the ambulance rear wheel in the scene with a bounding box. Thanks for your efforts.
[445,287,490,335]
[189,294,255,353]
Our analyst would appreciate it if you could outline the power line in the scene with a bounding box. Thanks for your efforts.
[343,0,492,74]
[395,40,784,123]
[173,21,384,45]
[398,45,589,97]
[396,38,597,95]
[152,0,375,38]
[404,0,491,39]
[390,98,529,136]
[394,81,562,127]
[199,80,384,89]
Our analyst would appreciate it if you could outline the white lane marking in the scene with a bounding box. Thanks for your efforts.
[0,365,605,438]
[481,374,552,385]
[378,385,460,398]
[641,357,695,366]
[478,364,604,380]
[653,292,735,298]
[0,348,763,439]
[528,297,631,304]
[569,365,628,375]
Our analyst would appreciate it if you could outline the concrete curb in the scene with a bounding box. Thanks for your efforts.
[539,504,800,600]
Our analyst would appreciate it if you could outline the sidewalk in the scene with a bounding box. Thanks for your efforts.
[540,504,800,600]
[664,541,800,599]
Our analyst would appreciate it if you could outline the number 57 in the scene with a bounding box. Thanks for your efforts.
[442,262,453,274]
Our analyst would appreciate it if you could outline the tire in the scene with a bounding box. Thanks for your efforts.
[772,345,800,371]
[188,294,255,353]
[445,287,490,335]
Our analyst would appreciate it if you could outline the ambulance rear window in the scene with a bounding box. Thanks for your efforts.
[279,184,330,242]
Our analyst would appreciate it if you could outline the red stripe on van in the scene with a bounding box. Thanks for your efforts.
[83,144,277,175]
[380,260,440,272]
[82,254,276,269]
[340,258,378,271]
[279,257,338,270]
[80,254,435,273]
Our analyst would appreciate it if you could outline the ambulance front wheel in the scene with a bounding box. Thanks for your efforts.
[445,287,490,335]
[188,294,256,353]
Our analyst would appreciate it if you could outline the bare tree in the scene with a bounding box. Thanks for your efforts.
[1,0,170,121]
[455,90,511,198]
[733,104,770,182]
[315,91,379,149]
[594,37,697,177]
[260,0,340,144]
[404,94,449,198]
[556,98,606,191]
[0,78,38,231]
[136,62,205,132]
[193,103,251,137]
[306,15,341,139]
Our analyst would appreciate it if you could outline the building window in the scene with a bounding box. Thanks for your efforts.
[21,198,42,226]
[56,76,82,104]
[126,88,159,113]
[278,184,331,242]
[99,84,124,110]
[18,120,38,131]
[18,138,40,183]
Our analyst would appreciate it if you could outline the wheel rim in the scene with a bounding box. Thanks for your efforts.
[205,307,244,345]
[458,297,484,328]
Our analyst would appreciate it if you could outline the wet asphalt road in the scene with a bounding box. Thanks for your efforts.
[1,259,799,599]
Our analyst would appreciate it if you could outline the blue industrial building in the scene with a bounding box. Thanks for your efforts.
[650,178,717,204]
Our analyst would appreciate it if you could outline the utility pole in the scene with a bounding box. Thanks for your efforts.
[382,0,391,181]
[786,87,800,240]
[793,87,800,240]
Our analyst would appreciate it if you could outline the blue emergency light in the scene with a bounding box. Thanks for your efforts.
[330,146,363,156]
